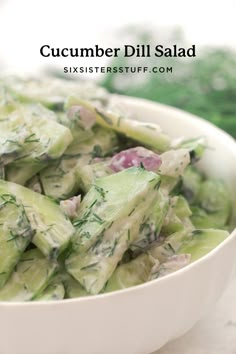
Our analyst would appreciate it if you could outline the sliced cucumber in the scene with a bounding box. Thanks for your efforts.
[105,253,157,292]
[66,98,171,152]
[40,126,118,200]
[0,193,34,288]
[178,229,229,261]
[181,166,203,204]
[5,104,73,185]
[35,282,65,301]
[66,167,161,294]
[130,190,169,252]
[0,180,75,258]
[63,273,89,298]
[0,249,58,301]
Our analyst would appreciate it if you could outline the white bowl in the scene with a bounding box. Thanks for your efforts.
[1,96,236,354]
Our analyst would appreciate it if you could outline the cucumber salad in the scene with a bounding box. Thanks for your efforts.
[0,77,232,301]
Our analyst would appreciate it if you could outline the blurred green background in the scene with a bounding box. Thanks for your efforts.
[100,29,236,138]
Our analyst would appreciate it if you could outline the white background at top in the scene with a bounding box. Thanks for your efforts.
[0,0,235,77]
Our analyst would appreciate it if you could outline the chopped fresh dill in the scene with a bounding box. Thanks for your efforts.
[73,209,91,228]
[89,233,104,253]
[24,133,40,144]
[93,185,107,199]
[95,108,113,125]
[89,199,97,209]
[165,243,176,254]
[91,145,103,158]
[22,266,32,273]
[81,231,91,240]
[6,232,18,242]
[80,262,99,271]
[91,213,105,224]
[154,180,161,190]
[127,229,131,242]
[128,208,135,216]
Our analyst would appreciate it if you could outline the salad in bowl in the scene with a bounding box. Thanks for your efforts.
[0,76,233,301]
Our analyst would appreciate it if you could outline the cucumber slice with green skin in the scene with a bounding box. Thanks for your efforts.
[0,180,75,258]
[150,228,228,278]
[161,196,192,236]
[177,229,229,262]
[161,197,186,236]
[160,175,182,195]
[190,206,229,229]
[63,273,89,298]
[67,194,159,295]
[149,223,193,263]
[39,158,83,201]
[196,179,231,215]
[172,196,192,220]
[190,179,231,229]
[5,104,73,185]
[0,194,35,289]
[0,117,30,166]
[34,282,65,301]
[0,249,58,301]
[39,126,118,200]
[77,160,112,192]
[181,166,203,204]
[106,234,190,290]
[105,253,158,292]
[130,190,169,253]
[150,226,226,266]
[58,112,94,141]
[69,167,160,254]
[6,164,43,187]
[66,167,161,294]
[161,215,184,236]
[66,98,171,153]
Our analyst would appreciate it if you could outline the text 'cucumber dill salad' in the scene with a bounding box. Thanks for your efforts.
[0,77,232,301]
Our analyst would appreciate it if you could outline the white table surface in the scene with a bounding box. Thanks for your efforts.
[153,277,236,354]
